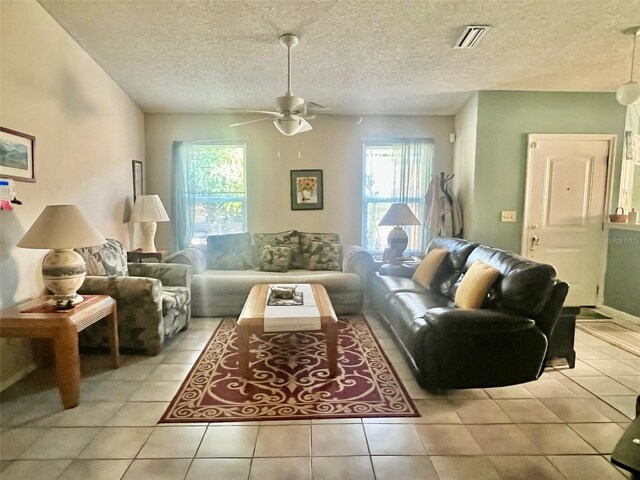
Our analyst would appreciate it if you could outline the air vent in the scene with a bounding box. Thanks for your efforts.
[454,25,490,49]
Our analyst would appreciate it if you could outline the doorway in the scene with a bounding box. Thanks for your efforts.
[522,134,615,307]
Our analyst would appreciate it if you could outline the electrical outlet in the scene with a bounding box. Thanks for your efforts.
[501,211,517,222]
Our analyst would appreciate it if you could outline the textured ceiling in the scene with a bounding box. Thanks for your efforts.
[38,0,640,115]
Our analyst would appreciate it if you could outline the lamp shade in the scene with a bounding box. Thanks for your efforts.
[130,195,169,223]
[378,203,421,226]
[18,205,106,249]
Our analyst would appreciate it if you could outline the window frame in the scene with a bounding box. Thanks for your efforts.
[361,139,432,254]
[188,140,248,245]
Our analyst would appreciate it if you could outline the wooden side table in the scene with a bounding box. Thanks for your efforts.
[0,295,119,409]
[127,249,169,263]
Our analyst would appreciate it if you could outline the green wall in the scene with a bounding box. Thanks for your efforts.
[471,91,626,252]
[604,229,640,316]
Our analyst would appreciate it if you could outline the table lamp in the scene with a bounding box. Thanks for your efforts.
[17,205,106,307]
[130,194,169,253]
[378,203,421,260]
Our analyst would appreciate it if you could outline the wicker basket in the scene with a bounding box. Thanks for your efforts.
[609,207,628,223]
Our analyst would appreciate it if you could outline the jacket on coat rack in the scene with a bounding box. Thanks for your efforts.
[424,172,463,237]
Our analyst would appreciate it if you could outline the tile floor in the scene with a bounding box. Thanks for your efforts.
[0,313,637,479]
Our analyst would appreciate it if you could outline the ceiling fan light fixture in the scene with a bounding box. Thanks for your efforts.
[616,81,640,106]
[617,27,640,106]
[274,117,303,136]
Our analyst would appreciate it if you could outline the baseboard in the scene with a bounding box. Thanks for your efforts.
[597,305,640,327]
[0,361,39,392]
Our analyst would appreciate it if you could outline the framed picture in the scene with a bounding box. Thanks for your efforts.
[290,169,323,210]
[132,160,143,201]
[0,127,36,182]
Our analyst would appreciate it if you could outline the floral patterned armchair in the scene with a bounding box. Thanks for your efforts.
[75,239,192,355]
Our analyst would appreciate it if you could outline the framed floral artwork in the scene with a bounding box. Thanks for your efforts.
[0,127,36,182]
[290,169,323,210]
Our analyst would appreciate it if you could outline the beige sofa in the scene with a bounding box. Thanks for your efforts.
[166,242,376,317]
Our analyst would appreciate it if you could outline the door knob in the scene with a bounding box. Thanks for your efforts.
[529,224,538,230]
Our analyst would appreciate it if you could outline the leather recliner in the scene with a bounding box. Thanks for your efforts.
[369,237,569,390]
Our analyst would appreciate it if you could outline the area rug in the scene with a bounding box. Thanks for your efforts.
[577,321,640,357]
[160,315,418,423]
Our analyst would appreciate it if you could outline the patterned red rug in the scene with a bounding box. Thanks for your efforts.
[160,315,418,423]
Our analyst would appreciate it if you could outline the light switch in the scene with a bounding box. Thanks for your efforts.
[501,211,517,222]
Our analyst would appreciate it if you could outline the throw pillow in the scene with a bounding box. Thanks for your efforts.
[207,233,253,270]
[308,241,342,271]
[412,248,447,288]
[253,230,302,269]
[299,232,341,268]
[259,244,292,272]
[75,238,128,277]
[164,247,207,274]
[455,260,501,309]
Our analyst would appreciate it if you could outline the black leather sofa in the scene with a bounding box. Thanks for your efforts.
[369,237,570,390]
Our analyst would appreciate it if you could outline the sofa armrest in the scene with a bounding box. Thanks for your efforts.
[79,276,162,304]
[423,308,536,333]
[127,263,192,288]
[342,245,377,281]
[164,247,207,274]
[379,263,417,278]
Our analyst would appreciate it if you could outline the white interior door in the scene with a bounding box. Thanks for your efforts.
[522,134,613,307]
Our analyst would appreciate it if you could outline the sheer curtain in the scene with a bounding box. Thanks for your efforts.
[394,139,433,252]
[171,141,194,250]
[363,138,433,252]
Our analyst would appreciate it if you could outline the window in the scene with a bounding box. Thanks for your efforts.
[188,142,246,245]
[362,139,433,253]
[620,107,640,216]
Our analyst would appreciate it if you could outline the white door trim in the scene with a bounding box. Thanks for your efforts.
[522,133,617,305]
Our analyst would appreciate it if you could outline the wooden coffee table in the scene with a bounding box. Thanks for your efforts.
[237,284,338,378]
[0,295,119,409]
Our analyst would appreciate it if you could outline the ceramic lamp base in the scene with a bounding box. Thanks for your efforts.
[47,293,84,309]
[42,249,86,305]
[140,221,158,253]
[387,226,408,258]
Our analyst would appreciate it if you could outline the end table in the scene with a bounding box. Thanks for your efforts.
[0,295,119,409]
[127,249,169,263]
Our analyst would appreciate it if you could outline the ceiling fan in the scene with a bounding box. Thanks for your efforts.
[226,34,336,136]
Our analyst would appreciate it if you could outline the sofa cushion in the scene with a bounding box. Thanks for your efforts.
[412,248,447,288]
[371,273,425,297]
[207,233,253,270]
[259,245,292,272]
[308,241,342,271]
[164,247,207,274]
[463,245,557,316]
[75,238,129,277]
[425,237,478,300]
[191,269,361,296]
[455,260,501,309]
[253,230,302,269]
[299,232,341,268]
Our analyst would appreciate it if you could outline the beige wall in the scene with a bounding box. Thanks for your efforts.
[0,1,145,388]
[145,114,455,248]
[453,93,478,239]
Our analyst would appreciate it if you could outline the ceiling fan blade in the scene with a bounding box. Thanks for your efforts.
[229,116,278,127]
[304,101,330,111]
[290,101,330,116]
[224,108,281,116]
